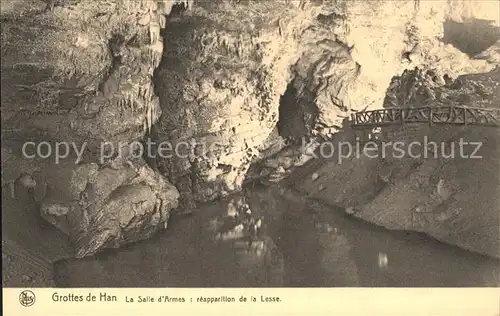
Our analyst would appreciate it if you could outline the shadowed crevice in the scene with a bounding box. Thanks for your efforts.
[442,18,500,57]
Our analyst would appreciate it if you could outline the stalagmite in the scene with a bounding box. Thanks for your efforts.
[149,17,161,45]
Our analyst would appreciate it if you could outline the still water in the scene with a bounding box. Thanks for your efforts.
[53,185,500,287]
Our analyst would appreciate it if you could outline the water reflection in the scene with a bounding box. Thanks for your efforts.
[54,185,500,287]
[248,186,500,287]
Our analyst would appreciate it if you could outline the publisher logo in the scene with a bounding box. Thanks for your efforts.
[19,290,35,307]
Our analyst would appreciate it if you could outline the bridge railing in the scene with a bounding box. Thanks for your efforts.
[350,106,500,128]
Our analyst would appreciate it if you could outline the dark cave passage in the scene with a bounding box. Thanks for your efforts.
[277,81,318,140]
[442,18,500,57]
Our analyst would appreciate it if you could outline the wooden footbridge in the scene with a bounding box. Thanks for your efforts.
[350,106,500,129]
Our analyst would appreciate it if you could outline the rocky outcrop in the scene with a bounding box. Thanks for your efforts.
[38,158,179,258]
[2,0,499,257]
[153,1,322,208]
[1,0,183,257]
[358,68,500,259]
[152,0,499,209]
[53,191,285,287]
[2,147,179,258]
[294,68,500,259]
[152,1,362,207]
[2,0,169,148]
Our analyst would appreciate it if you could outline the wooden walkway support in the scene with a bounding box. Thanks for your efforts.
[350,106,500,129]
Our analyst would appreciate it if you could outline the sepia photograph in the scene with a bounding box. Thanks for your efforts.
[1,0,499,291]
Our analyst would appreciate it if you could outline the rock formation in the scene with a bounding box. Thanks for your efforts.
[294,68,500,259]
[2,0,499,257]
[358,68,500,259]
[153,0,499,209]
[1,0,184,257]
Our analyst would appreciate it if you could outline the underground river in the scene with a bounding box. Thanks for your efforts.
[53,184,500,287]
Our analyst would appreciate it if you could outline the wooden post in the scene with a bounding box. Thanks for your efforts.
[429,107,433,126]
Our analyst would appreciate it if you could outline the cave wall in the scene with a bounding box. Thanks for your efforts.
[1,0,185,257]
[294,67,500,259]
[2,0,499,256]
[153,1,325,208]
[2,0,162,147]
[153,0,499,207]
